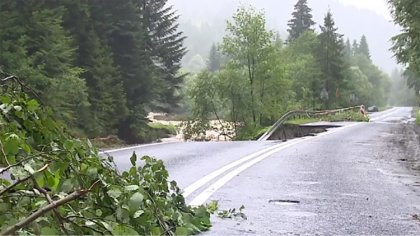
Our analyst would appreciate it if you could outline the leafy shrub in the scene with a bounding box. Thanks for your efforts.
[0,78,212,235]
[148,122,178,136]
[324,110,370,122]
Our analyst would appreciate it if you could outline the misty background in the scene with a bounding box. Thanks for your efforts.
[168,0,400,74]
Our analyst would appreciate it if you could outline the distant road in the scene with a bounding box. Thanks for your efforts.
[106,107,420,235]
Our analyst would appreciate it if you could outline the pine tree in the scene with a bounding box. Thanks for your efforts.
[208,43,221,72]
[140,0,187,111]
[352,40,359,56]
[287,0,316,42]
[344,38,352,59]
[0,0,90,128]
[357,35,371,60]
[317,10,345,108]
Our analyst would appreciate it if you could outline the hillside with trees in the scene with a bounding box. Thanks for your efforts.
[187,2,392,138]
[0,0,186,144]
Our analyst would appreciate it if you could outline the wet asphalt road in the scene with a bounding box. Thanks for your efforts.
[106,107,420,235]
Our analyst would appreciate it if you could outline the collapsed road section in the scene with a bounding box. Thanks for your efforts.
[266,123,341,141]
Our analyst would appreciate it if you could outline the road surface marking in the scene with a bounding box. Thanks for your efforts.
[183,139,303,197]
[188,122,361,206]
[99,141,179,154]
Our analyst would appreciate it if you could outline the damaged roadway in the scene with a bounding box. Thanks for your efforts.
[204,107,420,235]
[109,107,420,235]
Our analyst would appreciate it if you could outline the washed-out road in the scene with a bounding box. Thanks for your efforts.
[104,107,420,235]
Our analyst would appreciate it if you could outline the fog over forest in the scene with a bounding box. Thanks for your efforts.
[168,0,400,74]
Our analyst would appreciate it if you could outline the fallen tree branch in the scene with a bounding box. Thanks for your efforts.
[0,140,10,166]
[0,157,33,175]
[0,164,49,196]
[32,177,69,235]
[0,179,100,236]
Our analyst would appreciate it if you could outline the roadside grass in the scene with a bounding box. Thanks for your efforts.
[323,110,369,122]
[91,122,178,149]
[415,107,420,126]
[286,110,369,124]
[235,126,270,140]
[91,135,126,149]
[148,122,178,135]
[285,117,320,125]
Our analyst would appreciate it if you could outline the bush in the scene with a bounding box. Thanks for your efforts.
[0,78,213,235]
[235,126,270,141]
[148,122,178,136]
[325,110,370,122]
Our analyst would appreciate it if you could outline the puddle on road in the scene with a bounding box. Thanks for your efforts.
[268,199,300,206]
[267,124,340,141]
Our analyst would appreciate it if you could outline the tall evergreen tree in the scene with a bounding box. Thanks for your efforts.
[357,35,371,60]
[287,0,315,42]
[140,0,187,111]
[351,40,359,56]
[208,43,221,72]
[344,38,352,59]
[0,0,90,128]
[317,10,345,108]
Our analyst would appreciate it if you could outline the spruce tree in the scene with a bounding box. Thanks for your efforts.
[317,11,345,108]
[208,43,221,72]
[344,38,352,59]
[351,40,359,56]
[0,0,90,128]
[287,0,316,42]
[357,35,371,60]
[140,0,187,111]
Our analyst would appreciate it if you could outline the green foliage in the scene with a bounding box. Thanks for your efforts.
[388,0,420,96]
[0,79,212,235]
[357,35,371,60]
[221,6,275,125]
[208,44,222,72]
[148,123,178,136]
[317,11,345,109]
[181,120,210,141]
[388,69,418,106]
[0,0,186,143]
[0,1,90,129]
[287,0,315,42]
[187,6,389,140]
[285,118,320,125]
[217,205,246,220]
[416,110,420,126]
[234,126,269,141]
[324,110,370,122]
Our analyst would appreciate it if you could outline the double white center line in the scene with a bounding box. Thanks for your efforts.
[186,122,361,206]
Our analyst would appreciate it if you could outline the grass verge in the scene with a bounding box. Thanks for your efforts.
[415,107,420,126]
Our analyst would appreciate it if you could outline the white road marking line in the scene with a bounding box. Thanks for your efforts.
[99,141,179,154]
[187,123,361,206]
[183,139,303,197]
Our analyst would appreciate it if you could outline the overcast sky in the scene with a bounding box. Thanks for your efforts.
[338,0,391,20]
[168,0,401,73]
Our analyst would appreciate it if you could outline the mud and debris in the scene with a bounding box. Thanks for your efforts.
[266,124,340,141]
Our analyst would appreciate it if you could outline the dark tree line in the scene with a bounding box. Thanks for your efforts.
[0,0,185,143]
